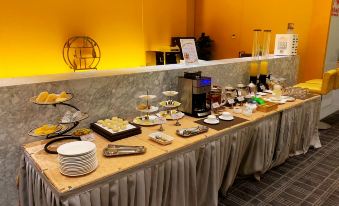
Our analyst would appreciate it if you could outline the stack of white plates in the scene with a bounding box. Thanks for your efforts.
[57,141,98,177]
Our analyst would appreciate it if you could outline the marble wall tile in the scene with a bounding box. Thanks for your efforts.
[0,56,299,206]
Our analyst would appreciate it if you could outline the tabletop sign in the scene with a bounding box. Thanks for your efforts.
[237,97,245,102]
[274,34,299,56]
[180,39,199,64]
[228,99,235,104]
[212,102,220,109]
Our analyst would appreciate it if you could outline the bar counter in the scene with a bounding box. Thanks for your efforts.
[19,94,321,206]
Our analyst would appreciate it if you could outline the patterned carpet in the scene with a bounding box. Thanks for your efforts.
[219,111,339,206]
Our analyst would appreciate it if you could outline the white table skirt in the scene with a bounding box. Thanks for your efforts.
[19,98,321,206]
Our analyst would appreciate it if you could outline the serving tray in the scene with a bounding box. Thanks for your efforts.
[90,122,141,142]
[103,145,146,157]
[176,126,209,137]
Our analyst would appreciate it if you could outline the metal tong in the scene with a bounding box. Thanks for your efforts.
[103,144,146,157]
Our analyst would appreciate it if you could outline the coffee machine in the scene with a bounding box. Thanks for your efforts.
[178,71,211,117]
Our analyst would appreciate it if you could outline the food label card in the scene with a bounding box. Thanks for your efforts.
[180,39,199,64]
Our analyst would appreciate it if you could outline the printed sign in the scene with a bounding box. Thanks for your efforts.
[180,39,199,64]
[228,99,235,104]
[237,97,245,102]
[212,102,220,109]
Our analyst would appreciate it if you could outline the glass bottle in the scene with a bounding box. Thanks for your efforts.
[252,29,262,59]
[262,30,271,58]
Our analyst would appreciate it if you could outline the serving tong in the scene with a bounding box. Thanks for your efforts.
[103,144,146,157]
[176,126,209,137]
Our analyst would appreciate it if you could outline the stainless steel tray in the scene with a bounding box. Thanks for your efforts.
[176,126,209,137]
[103,144,146,157]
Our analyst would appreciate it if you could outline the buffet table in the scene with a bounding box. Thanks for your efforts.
[19,95,321,206]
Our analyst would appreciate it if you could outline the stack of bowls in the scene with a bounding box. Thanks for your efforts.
[57,141,98,176]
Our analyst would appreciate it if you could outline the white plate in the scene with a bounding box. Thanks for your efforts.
[58,149,96,161]
[204,119,220,125]
[219,115,234,121]
[256,92,267,96]
[138,95,157,100]
[59,149,96,159]
[57,141,96,157]
[162,91,178,97]
[149,132,174,145]
[60,161,98,177]
[59,156,97,166]
[61,164,97,173]
[159,101,181,108]
[156,111,184,120]
[280,96,296,102]
[265,98,287,104]
[136,106,159,113]
[264,90,273,94]
[60,158,98,169]
[61,160,97,171]
[133,115,159,126]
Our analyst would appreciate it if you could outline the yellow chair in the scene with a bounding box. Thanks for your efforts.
[335,68,339,89]
[305,68,339,88]
[295,69,337,95]
[294,69,337,129]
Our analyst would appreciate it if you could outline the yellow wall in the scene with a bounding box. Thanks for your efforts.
[143,0,190,51]
[0,0,191,78]
[301,0,332,82]
[195,0,332,82]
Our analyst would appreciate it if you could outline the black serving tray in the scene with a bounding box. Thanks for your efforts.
[90,122,142,142]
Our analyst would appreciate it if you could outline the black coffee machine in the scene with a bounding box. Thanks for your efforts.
[178,71,211,117]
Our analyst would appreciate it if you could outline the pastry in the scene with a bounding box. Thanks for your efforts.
[34,124,59,136]
[72,128,92,136]
[45,93,58,103]
[59,91,68,98]
[36,91,49,103]
[35,91,70,104]
[56,91,69,102]
[137,103,150,110]
[97,117,129,132]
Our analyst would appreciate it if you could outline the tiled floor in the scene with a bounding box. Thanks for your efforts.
[219,111,339,206]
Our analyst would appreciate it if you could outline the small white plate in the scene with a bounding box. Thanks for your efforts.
[204,119,220,125]
[149,132,174,145]
[136,106,159,113]
[60,161,98,177]
[162,91,178,97]
[265,98,287,104]
[256,92,267,96]
[57,141,96,157]
[138,95,157,100]
[281,96,296,102]
[264,90,273,94]
[219,115,234,121]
